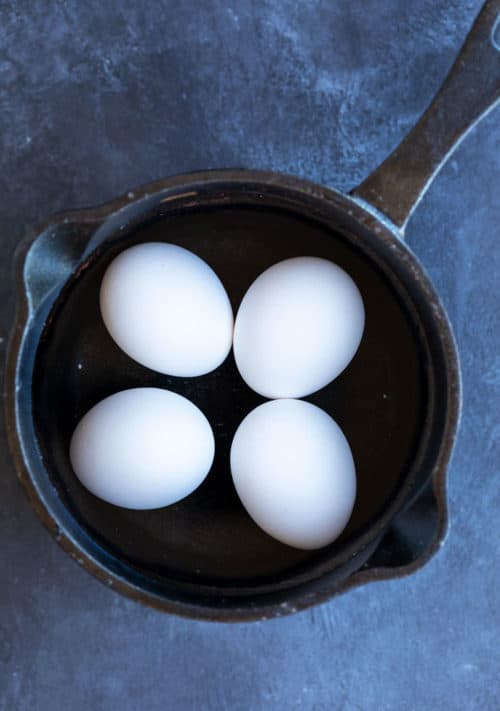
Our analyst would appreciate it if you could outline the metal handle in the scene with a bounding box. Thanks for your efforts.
[352,0,500,234]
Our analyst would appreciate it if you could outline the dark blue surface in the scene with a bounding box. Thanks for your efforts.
[1,1,499,709]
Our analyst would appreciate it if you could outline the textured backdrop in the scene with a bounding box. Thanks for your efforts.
[1,1,499,709]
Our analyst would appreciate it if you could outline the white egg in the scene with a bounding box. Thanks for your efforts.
[230,399,356,550]
[70,388,215,509]
[100,242,233,377]
[233,256,365,398]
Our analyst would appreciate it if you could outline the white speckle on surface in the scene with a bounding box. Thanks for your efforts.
[77,362,83,370]
[227,7,240,29]
[483,355,500,385]
[462,663,478,672]
[315,73,336,94]
[279,602,297,614]
[486,423,500,451]
[127,191,135,199]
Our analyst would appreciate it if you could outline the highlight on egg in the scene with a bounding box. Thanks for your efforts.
[100,242,234,377]
[70,388,215,510]
[233,256,365,399]
[230,399,357,550]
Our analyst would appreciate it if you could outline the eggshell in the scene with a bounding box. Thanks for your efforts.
[70,388,215,509]
[233,256,365,398]
[230,399,356,550]
[100,242,233,377]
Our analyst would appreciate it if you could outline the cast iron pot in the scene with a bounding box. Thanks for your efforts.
[6,1,499,621]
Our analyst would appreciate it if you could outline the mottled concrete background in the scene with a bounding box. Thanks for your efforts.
[1,1,499,709]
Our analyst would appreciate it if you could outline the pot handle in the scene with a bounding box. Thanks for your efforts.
[20,215,102,316]
[361,480,446,573]
[352,0,500,234]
